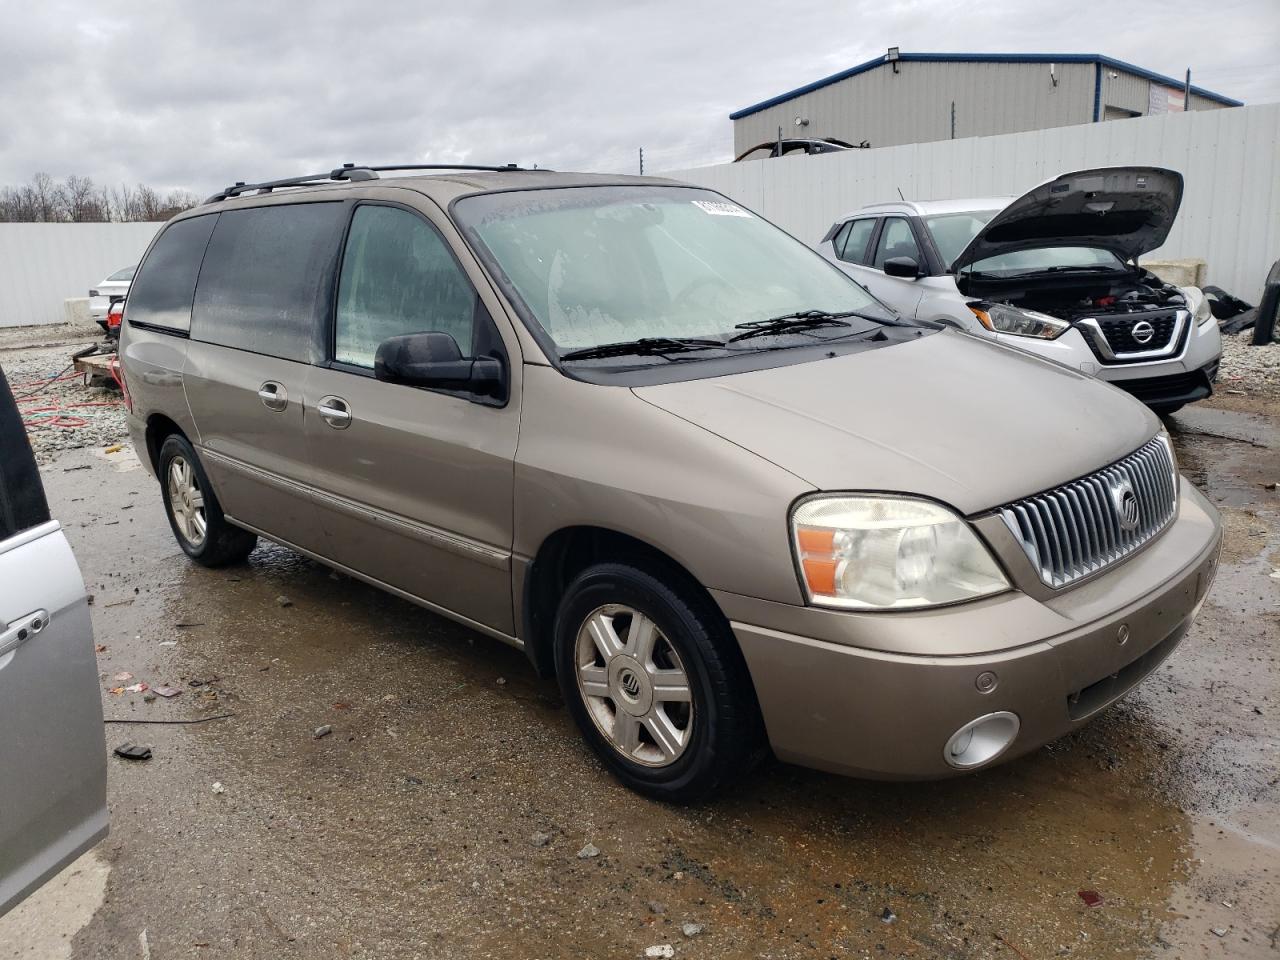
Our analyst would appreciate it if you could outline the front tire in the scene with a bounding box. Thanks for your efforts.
[158,434,257,567]
[554,562,762,802]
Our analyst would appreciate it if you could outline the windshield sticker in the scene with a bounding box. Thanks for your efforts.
[692,200,752,218]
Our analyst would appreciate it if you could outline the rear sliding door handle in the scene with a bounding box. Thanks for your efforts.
[317,396,352,429]
[0,609,50,660]
[258,381,288,412]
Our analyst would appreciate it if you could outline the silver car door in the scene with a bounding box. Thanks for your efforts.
[0,367,107,919]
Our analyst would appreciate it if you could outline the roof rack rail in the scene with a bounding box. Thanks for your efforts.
[204,162,537,203]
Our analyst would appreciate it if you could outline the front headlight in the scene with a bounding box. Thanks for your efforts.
[968,302,1070,340]
[791,496,1010,610]
[1188,288,1213,326]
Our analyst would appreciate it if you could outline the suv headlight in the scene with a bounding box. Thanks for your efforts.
[1187,287,1213,326]
[968,302,1070,340]
[791,496,1009,610]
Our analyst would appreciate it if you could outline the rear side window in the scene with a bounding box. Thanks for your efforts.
[192,203,344,362]
[0,369,51,542]
[836,219,876,265]
[334,205,477,367]
[125,215,217,332]
[873,217,921,269]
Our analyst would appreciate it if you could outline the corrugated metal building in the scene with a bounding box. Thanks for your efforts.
[731,52,1242,155]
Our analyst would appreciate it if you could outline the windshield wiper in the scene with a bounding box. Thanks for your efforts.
[728,309,857,342]
[559,336,726,362]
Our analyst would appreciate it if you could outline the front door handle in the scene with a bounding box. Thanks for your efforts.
[0,609,50,661]
[258,381,288,412]
[317,396,352,429]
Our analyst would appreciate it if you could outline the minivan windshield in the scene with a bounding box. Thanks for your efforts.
[454,186,893,359]
[924,211,1126,275]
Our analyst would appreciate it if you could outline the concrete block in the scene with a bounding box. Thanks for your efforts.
[63,297,98,329]
[1141,258,1206,288]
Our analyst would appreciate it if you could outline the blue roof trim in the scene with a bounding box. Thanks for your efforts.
[728,52,1243,120]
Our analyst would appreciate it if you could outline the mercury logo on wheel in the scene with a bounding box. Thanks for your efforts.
[618,669,642,700]
[1130,320,1156,345]
[1111,478,1140,531]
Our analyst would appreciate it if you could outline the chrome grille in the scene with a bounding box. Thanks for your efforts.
[998,436,1178,588]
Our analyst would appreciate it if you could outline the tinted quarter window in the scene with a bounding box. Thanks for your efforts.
[0,369,51,542]
[837,219,876,265]
[873,217,921,269]
[125,215,217,332]
[192,203,344,362]
[335,205,476,366]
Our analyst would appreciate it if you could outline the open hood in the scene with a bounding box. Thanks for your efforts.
[951,167,1183,273]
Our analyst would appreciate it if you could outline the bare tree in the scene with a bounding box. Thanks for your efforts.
[0,173,197,222]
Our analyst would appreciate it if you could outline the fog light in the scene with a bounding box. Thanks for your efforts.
[943,712,1020,769]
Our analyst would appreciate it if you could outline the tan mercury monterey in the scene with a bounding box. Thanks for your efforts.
[119,165,1223,801]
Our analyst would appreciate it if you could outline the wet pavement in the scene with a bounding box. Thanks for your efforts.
[2,397,1278,960]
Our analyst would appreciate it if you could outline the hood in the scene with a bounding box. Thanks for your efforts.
[951,166,1183,272]
[633,332,1157,516]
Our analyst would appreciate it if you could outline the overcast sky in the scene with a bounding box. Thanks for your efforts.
[2,0,1276,194]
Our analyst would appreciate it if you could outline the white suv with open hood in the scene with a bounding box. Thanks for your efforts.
[819,167,1221,413]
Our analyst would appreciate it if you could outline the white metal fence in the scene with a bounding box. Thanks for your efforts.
[0,222,163,327]
[666,103,1280,302]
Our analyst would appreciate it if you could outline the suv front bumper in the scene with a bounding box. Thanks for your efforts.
[714,481,1222,780]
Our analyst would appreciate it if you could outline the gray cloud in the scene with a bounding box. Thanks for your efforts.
[2,0,1276,195]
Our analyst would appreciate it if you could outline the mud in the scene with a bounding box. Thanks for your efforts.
[2,396,1278,959]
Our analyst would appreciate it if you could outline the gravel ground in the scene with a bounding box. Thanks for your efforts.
[1217,329,1280,398]
[0,340,128,464]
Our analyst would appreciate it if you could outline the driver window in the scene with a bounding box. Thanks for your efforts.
[873,217,921,270]
[335,205,476,367]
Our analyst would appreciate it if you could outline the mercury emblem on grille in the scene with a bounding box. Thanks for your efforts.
[1130,320,1155,344]
[1111,478,1140,530]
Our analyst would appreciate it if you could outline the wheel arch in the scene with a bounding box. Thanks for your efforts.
[519,525,747,685]
[144,413,188,472]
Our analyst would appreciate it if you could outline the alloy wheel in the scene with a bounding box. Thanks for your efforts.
[574,604,694,767]
[167,455,207,547]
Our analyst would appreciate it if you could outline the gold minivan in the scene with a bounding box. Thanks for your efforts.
[120,165,1222,800]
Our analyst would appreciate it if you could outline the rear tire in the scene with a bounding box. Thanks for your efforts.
[554,562,762,802]
[157,434,256,567]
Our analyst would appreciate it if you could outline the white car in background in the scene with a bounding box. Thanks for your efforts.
[818,167,1222,414]
[88,265,136,326]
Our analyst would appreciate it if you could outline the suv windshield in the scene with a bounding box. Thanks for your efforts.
[454,186,892,358]
[924,211,1125,275]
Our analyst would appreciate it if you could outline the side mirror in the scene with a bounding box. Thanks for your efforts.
[883,256,921,279]
[374,332,505,399]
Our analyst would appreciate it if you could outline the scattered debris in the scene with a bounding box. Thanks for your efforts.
[142,692,156,703]
[103,443,124,454]
[276,595,293,607]
[397,775,423,787]
[158,640,178,647]
[211,781,226,794]
[62,464,91,472]
[1265,482,1277,491]
[496,676,507,686]
[314,725,333,739]
[113,671,134,682]
[139,928,152,960]
[531,832,553,847]
[175,622,205,628]
[994,932,1032,960]
[577,842,601,859]
[94,644,108,653]
[648,901,667,915]
[1211,927,1228,938]
[152,685,183,698]
[1078,890,1104,908]
[105,598,135,608]
[643,947,674,959]
[879,907,897,924]
[681,922,705,938]
[124,682,149,694]
[113,742,152,761]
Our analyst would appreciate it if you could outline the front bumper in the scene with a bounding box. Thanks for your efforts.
[717,482,1222,779]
